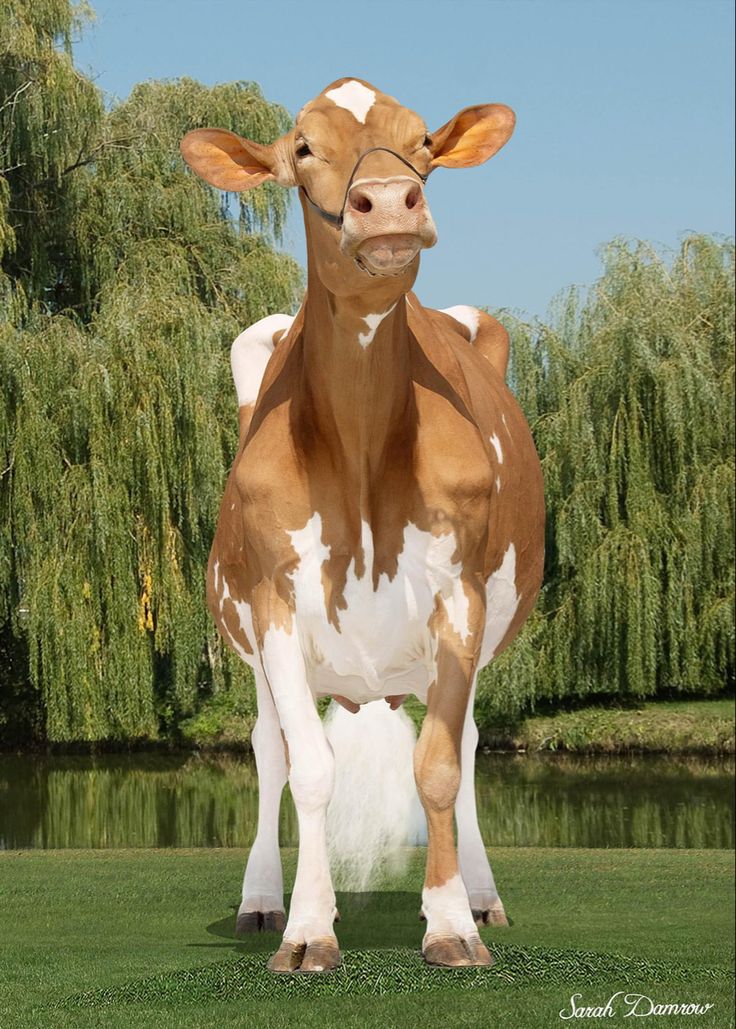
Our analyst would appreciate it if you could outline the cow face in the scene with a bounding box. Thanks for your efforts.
[180,79,515,297]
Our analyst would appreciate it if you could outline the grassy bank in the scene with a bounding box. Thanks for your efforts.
[179,692,735,756]
[479,698,736,754]
[0,847,732,1028]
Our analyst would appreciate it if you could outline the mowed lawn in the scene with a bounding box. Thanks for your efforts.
[0,848,733,1028]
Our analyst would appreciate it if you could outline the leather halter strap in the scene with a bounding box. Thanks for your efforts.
[299,147,429,231]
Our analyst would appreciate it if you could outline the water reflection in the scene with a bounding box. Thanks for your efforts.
[0,752,732,850]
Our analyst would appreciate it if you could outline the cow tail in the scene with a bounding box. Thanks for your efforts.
[323,699,427,892]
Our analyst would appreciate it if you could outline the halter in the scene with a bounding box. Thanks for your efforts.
[299,146,429,231]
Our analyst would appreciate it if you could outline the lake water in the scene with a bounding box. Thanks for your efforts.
[0,752,732,850]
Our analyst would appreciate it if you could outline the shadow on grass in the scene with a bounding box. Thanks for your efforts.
[200,892,429,954]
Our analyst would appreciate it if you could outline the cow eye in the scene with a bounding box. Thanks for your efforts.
[296,142,312,159]
[423,135,433,148]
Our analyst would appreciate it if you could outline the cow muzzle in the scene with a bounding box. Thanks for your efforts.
[340,176,437,275]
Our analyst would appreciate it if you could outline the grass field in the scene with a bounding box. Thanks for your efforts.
[0,847,733,1028]
[480,699,736,754]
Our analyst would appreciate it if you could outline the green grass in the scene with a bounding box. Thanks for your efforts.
[481,698,736,754]
[178,695,736,755]
[0,847,733,1028]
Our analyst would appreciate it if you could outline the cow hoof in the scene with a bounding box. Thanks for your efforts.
[423,932,493,968]
[236,909,286,935]
[267,937,340,973]
[299,938,341,973]
[472,904,509,927]
[267,941,306,972]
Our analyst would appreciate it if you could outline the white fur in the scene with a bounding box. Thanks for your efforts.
[239,666,287,917]
[230,313,294,407]
[261,625,337,943]
[214,560,260,669]
[358,303,397,347]
[455,675,503,915]
[421,872,479,938]
[479,542,520,667]
[325,81,376,124]
[325,700,426,890]
[284,514,475,705]
[441,305,480,343]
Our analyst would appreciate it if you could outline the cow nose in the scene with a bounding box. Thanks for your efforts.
[347,177,423,217]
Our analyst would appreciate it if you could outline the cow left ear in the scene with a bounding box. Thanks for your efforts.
[429,104,515,169]
[180,128,297,191]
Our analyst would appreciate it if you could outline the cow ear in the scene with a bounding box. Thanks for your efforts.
[429,104,515,169]
[180,128,296,190]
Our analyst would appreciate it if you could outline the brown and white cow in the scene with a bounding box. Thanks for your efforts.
[180,78,544,972]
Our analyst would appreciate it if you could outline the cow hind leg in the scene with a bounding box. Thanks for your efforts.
[455,675,508,927]
[236,667,288,935]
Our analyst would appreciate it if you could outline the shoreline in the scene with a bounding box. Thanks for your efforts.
[1,698,733,758]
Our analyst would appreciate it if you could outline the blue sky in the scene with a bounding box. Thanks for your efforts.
[74,0,734,319]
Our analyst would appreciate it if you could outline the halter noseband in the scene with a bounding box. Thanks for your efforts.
[299,146,429,231]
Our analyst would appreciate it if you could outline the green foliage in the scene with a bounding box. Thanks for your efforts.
[0,0,303,741]
[479,236,735,722]
[1,4,732,744]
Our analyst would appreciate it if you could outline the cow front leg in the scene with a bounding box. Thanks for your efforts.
[237,666,287,935]
[455,674,508,927]
[253,606,339,973]
[414,603,492,968]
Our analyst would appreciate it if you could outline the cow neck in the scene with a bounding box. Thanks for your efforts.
[298,260,415,506]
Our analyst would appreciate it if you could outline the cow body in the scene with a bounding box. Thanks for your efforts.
[182,78,545,971]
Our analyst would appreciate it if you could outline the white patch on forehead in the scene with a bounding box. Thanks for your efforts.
[358,303,397,348]
[489,433,504,464]
[325,81,376,123]
[441,305,480,343]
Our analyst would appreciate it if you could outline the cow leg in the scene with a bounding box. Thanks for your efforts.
[236,666,288,935]
[254,615,339,974]
[455,674,508,927]
[414,603,492,968]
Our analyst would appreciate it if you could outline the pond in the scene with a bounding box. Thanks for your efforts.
[1,752,732,850]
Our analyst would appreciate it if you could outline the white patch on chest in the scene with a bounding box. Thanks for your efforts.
[358,303,397,347]
[325,81,376,123]
[285,514,472,703]
[441,305,480,343]
[230,313,295,407]
[489,433,504,464]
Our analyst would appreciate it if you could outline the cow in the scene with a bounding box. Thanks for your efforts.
[180,77,544,973]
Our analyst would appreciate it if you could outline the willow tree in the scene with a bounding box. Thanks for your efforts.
[0,0,302,742]
[478,235,735,723]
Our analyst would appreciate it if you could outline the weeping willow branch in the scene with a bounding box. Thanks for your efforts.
[478,235,735,724]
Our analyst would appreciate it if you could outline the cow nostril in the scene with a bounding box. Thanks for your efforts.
[351,193,372,214]
[405,186,421,211]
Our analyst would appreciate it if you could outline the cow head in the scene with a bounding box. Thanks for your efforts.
[181,79,515,298]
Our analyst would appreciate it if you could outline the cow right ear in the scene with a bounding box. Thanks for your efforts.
[429,105,515,170]
[180,128,296,190]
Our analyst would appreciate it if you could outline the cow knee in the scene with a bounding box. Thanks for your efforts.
[288,745,334,812]
[414,754,461,813]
